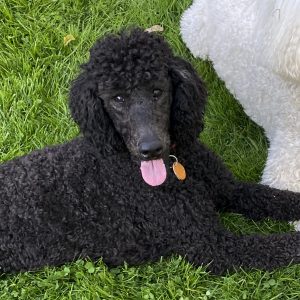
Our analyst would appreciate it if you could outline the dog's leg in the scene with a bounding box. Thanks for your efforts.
[181,229,300,274]
[223,182,300,222]
[180,0,211,59]
[260,133,300,231]
[187,142,300,222]
[261,132,300,193]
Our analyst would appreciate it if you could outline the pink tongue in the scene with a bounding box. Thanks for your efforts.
[140,159,167,186]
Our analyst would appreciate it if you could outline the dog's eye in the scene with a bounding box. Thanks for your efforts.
[114,95,125,103]
[153,89,162,98]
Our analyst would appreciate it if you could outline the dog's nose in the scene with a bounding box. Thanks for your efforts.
[139,140,163,159]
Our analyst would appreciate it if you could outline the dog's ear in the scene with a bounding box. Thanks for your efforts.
[169,57,207,145]
[69,72,124,152]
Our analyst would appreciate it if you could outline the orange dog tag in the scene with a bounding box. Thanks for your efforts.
[172,161,186,180]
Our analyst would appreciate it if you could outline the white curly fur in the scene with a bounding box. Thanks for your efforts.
[180,0,300,195]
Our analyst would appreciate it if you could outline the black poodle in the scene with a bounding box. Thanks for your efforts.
[1,28,300,275]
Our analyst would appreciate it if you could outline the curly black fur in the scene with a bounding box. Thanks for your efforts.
[1,28,300,274]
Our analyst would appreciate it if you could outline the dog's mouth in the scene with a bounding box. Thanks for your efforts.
[140,159,167,186]
[129,137,172,187]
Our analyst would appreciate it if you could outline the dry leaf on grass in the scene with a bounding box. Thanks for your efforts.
[144,25,164,33]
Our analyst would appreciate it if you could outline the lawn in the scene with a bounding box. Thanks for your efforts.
[0,0,299,299]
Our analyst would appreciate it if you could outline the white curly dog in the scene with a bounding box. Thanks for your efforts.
[181,0,300,198]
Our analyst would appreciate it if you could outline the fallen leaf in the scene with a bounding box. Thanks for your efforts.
[63,34,75,46]
[145,25,164,33]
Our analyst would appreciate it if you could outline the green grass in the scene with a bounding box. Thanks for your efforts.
[0,0,298,299]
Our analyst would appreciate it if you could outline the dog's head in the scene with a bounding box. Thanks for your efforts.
[70,28,207,186]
